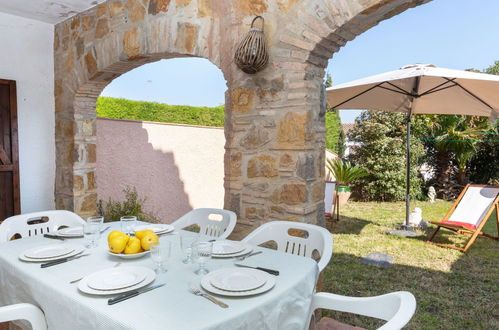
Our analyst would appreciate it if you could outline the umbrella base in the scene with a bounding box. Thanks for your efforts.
[386,224,423,238]
[386,229,421,238]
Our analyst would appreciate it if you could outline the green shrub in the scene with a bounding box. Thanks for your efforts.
[97,97,225,127]
[97,186,158,223]
[348,111,425,201]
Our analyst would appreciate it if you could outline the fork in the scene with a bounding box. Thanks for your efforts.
[70,262,121,284]
[189,286,228,308]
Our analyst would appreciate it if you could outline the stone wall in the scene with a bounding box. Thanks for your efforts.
[53,0,429,238]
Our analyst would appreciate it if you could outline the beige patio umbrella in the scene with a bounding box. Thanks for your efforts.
[326,64,499,229]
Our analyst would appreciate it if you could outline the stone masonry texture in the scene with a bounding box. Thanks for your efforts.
[53,0,430,238]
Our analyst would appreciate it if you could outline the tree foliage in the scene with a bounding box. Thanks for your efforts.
[468,121,499,184]
[324,73,344,155]
[347,111,425,201]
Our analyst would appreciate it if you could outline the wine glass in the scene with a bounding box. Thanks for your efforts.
[179,235,198,264]
[192,241,213,275]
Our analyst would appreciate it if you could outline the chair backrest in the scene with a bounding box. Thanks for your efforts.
[0,210,86,242]
[309,291,416,330]
[324,181,336,215]
[448,185,499,227]
[171,208,237,239]
[241,221,333,272]
[0,303,47,330]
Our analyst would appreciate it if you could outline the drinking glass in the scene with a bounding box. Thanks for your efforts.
[179,235,198,264]
[192,241,213,275]
[120,216,137,235]
[83,222,99,248]
[150,241,171,273]
[87,216,104,244]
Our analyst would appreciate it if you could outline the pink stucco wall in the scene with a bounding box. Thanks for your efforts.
[96,118,225,223]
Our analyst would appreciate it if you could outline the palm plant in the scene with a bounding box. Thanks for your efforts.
[426,115,488,196]
[326,158,368,189]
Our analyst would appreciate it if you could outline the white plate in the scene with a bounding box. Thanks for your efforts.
[212,241,246,255]
[107,250,150,259]
[86,267,147,291]
[19,245,85,262]
[201,268,275,297]
[24,244,75,259]
[212,245,253,258]
[210,268,267,291]
[56,227,84,237]
[78,266,156,296]
[134,224,174,234]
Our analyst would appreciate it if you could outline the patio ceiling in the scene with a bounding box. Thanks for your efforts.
[0,0,106,24]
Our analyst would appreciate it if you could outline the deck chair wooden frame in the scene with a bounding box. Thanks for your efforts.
[427,184,499,252]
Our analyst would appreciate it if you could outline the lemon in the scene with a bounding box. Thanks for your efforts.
[108,230,125,242]
[109,235,129,254]
[124,237,143,254]
[135,229,154,240]
[140,232,159,251]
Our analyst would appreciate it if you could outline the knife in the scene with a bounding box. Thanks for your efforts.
[40,253,89,268]
[100,226,111,233]
[234,263,279,276]
[43,234,65,241]
[108,283,166,305]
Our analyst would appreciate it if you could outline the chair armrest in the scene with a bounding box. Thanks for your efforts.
[0,303,47,330]
[311,292,416,330]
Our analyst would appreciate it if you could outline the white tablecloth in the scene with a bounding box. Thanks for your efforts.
[0,222,318,330]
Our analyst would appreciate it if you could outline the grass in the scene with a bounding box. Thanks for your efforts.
[322,200,498,329]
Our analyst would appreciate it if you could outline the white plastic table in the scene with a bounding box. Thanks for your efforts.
[0,222,318,330]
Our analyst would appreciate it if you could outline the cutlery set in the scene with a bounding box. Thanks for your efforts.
[108,283,166,305]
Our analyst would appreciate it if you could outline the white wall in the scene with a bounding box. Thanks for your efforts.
[0,12,55,213]
[97,118,225,222]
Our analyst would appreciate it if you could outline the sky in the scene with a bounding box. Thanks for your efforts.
[101,0,499,123]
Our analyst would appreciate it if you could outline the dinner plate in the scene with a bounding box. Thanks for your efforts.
[56,227,84,237]
[211,245,253,258]
[78,266,156,296]
[19,245,85,262]
[107,250,150,259]
[212,241,246,255]
[209,268,267,291]
[201,268,275,297]
[24,244,76,259]
[86,267,147,291]
[134,224,174,234]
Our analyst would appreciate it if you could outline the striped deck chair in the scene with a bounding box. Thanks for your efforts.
[427,184,499,252]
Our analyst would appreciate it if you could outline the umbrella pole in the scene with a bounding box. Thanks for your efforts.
[405,114,411,227]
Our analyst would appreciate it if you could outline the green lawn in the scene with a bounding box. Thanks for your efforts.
[322,201,498,329]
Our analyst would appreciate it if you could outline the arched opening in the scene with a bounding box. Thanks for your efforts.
[68,54,229,219]
[95,57,227,222]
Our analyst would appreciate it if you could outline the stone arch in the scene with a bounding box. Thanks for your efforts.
[53,0,430,237]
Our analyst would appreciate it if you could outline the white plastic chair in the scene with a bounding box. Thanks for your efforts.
[0,303,47,330]
[171,208,237,239]
[241,221,333,272]
[0,210,86,242]
[309,291,416,330]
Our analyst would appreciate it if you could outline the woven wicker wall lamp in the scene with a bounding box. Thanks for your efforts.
[234,16,269,74]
